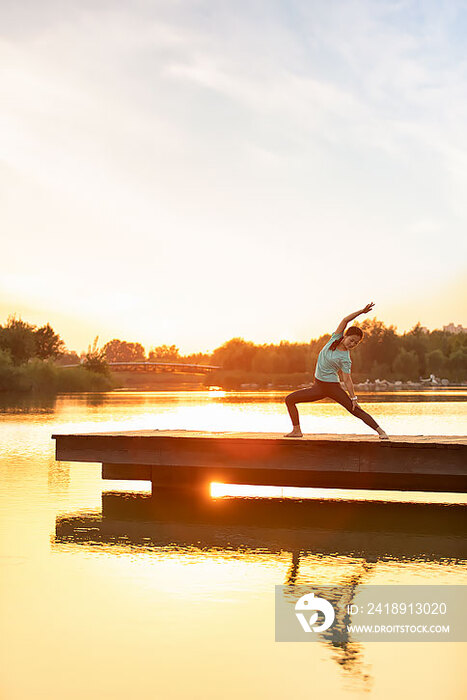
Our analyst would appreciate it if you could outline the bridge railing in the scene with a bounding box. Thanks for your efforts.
[57,361,221,374]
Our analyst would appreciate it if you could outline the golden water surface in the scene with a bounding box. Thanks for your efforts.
[0,391,466,699]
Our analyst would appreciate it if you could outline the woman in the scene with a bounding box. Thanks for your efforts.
[284,303,389,439]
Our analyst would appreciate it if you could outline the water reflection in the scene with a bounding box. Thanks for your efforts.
[47,457,70,493]
[54,492,467,565]
[283,568,376,689]
[0,393,58,413]
[83,393,109,407]
[1,391,466,698]
[214,390,467,404]
[1,388,466,416]
[54,493,466,690]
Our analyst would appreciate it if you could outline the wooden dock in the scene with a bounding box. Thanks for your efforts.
[52,430,467,494]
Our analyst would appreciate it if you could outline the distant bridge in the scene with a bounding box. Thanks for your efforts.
[60,362,220,375]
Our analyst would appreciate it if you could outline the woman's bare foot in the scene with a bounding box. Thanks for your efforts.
[284,427,303,438]
[377,428,389,440]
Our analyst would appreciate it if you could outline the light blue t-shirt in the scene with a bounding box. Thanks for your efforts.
[314,332,351,382]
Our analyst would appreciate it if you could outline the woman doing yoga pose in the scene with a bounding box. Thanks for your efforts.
[284,303,389,439]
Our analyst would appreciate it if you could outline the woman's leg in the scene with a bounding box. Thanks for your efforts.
[284,383,325,436]
[323,384,383,433]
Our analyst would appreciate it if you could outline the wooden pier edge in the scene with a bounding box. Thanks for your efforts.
[52,430,467,495]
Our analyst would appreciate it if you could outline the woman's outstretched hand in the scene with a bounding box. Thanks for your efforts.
[361,302,375,314]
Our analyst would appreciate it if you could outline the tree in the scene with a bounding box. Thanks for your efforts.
[368,360,391,381]
[351,318,399,377]
[148,345,180,362]
[103,339,146,362]
[392,348,419,381]
[426,349,447,376]
[82,337,110,374]
[447,348,467,382]
[181,351,212,364]
[212,338,258,371]
[402,323,428,376]
[0,316,37,364]
[0,348,17,390]
[55,351,80,366]
[251,346,279,374]
[35,323,65,359]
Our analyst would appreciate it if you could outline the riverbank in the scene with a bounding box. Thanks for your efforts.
[1,360,465,395]
[0,358,115,393]
[202,369,466,392]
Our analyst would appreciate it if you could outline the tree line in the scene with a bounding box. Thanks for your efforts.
[1,315,466,393]
[96,319,466,383]
[0,317,113,392]
[207,320,466,383]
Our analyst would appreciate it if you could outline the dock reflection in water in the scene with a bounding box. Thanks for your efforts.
[55,490,467,565]
[54,490,467,688]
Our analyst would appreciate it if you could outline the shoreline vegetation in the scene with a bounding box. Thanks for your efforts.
[0,315,466,394]
[0,320,115,394]
[203,370,465,392]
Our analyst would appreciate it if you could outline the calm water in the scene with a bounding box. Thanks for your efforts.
[1,391,466,699]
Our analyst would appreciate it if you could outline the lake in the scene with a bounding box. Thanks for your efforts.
[0,391,466,699]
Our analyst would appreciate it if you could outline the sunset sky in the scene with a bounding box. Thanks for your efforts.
[1,0,466,353]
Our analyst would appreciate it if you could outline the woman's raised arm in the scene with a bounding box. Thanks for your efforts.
[334,302,375,335]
